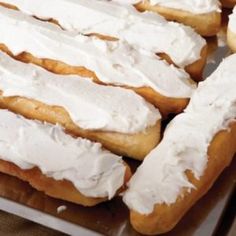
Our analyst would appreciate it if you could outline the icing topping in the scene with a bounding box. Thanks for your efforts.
[0,109,127,199]
[0,5,195,98]
[148,0,221,14]
[0,51,161,134]
[229,6,236,34]
[0,0,206,68]
[123,54,236,214]
[113,0,221,14]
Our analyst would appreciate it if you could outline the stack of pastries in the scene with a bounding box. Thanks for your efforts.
[0,0,235,235]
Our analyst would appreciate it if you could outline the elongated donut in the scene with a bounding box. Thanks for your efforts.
[0,5,196,118]
[123,53,236,234]
[0,0,208,80]
[128,0,222,37]
[221,0,236,8]
[228,6,236,52]
[0,109,132,206]
[0,51,161,160]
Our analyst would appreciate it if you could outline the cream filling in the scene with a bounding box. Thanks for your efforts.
[113,0,221,14]
[123,54,236,214]
[0,6,195,99]
[0,109,127,199]
[1,0,206,68]
[0,51,161,134]
[229,6,236,34]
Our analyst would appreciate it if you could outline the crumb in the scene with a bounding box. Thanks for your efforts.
[57,205,67,214]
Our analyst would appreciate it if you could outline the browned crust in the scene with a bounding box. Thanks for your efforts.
[221,0,236,8]
[0,43,191,118]
[182,45,208,81]
[0,2,17,10]
[227,28,236,52]
[135,1,221,37]
[133,86,189,116]
[158,45,208,81]
[129,121,236,235]
[0,159,132,206]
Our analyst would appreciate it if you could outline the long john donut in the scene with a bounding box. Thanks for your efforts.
[0,109,132,206]
[130,122,236,234]
[123,54,236,234]
[0,51,161,160]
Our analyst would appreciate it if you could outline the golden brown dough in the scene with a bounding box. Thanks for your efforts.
[157,45,207,81]
[0,43,192,118]
[129,121,236,235]
[227,29,236,52]
[0,159,132,206]
[221,0,236,8]
[0,94,161,161]
[135,0,221,37]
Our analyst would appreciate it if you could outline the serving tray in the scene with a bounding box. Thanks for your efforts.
[0,8,235,236]
[0,156,235,236]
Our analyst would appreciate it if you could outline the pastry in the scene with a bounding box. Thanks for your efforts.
[0,5,196,117]
[123,53,236,234]
[0,108,132,206]
[0,51,161,160]
[228,6,236,52]
[117,0,222,36]
[221,0,236,8]
[0,0,207,80]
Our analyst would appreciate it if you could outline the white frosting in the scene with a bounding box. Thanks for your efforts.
[0,6,195,99]
[123,54,236,214]
[229,6,236,34]
[0,109,127,199]
[149,0,221,14]
[0,51,160,134]
[113,0,221,14]
[1,0,206,68]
